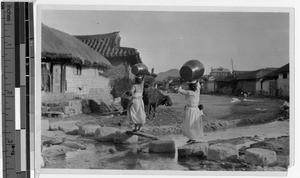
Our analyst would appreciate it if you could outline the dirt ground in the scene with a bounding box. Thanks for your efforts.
[94,93,286,134]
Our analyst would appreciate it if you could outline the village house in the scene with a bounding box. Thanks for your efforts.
[201,75,216,93]
[201,67,230,93]
[41,24,113,105]
[75,32,142,79]
[235,68,277,95]
[214,75,238,94]
[262,63,289,97]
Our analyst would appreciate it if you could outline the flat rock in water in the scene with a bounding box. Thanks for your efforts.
[57,121,80,134]
[61,141,86,150]
[178,142,209,158]
[78,125,101,136]
[42,145,75,157]
[245,148,277,166]
[149,140,175,153]
[94,127,122,142]
[114,131,138,144]
[207,143,238,161]
[42,135,65,146]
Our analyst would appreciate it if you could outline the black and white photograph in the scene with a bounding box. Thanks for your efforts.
[37,3,293,175]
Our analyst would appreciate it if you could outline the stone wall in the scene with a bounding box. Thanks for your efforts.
[42,65,113,105]
[65,65,113,104]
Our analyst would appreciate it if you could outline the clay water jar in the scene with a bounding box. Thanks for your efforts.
[180,60,205,80]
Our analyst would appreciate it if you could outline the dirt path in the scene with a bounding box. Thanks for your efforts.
[93,93,286,135]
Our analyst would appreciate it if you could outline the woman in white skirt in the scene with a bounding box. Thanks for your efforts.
[178,80,204,144]
[127,75,146,132]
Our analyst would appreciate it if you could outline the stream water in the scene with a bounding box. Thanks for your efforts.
[45,120,289,170]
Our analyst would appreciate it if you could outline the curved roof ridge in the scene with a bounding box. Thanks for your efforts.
[75,31,119,40]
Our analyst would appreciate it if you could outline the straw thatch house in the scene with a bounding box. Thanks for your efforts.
[42,24,112,104]
[75,32,142,79]
[235,68,277,95]
[263,63,289,97]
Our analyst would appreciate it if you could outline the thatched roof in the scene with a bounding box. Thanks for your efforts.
[264,63,289,79]
[236,68,277,80]
[42,24,111,68]
[215,75,237,82]
[274,63,289,74]
[75,32,142,65]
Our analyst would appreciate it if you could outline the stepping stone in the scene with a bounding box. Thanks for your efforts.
[149,140,175,153]
[78,125,101,136]
[42,135,65,147]
[114,131,138,144]
[94,127,122,142]
[245,148,277,166]
[178,142,209,158]
[58,121,79,134]
[207,143,238,161]
[42,145,75,157]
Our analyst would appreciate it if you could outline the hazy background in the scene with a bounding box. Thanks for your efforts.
[42,10,289,74]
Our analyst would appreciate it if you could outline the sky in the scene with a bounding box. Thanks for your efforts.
[42,10,289,74]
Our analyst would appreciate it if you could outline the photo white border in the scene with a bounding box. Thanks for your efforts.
[32,0,297,178]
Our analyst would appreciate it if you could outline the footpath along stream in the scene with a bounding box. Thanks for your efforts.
[44,120,289,170]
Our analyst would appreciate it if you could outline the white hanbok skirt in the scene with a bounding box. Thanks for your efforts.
[181,107,204,140]
[127,97,146,125]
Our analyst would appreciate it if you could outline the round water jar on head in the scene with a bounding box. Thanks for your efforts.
[180,60,205,81]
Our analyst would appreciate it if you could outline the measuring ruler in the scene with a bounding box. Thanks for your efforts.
[2,2,34,178]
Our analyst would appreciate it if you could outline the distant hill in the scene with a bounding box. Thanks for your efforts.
[156,69,180,81]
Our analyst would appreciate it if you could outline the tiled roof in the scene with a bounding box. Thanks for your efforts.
[42,24,111,68]
[75,32,142,64]
[215,75,237,82]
